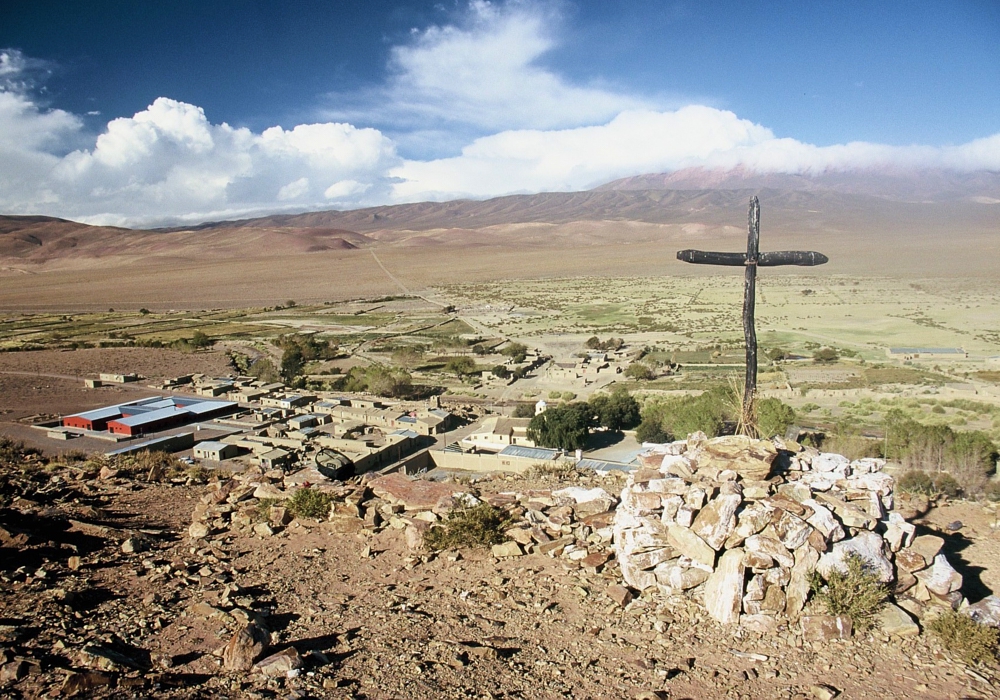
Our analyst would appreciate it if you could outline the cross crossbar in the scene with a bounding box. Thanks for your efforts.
[676,250,829,267]
[675,197,828,435]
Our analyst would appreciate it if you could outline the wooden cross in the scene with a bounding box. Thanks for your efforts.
[676,197,828,431]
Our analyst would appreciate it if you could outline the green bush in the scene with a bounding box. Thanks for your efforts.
[424,503,514,550]
[932,472,962,497]
[286,487,333,519]
[898,469,934,495]
[929,611,999,665]
[624,362,655,380]
[756,398,796,438]
[589,386,640,431]
[636,418,671,444]
[809,554,889,630]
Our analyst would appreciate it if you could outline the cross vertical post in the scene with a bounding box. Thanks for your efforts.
[676,197,828,437]
[742,197,760,423]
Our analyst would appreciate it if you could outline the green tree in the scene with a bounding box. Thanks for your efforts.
[756,398,796,437]
[281,346,305,381]
[527,402,591,450]
[590,386,641,431]
[636,418,671,444]
[584,336,601,350]
[813,347,839,363]
[625,362,655,381]
[190,330,212,348]
[512,403,535,418]
[766,347,787,362]
[502,342,528,363]
[445,356,478,377]
[491,365,512,379]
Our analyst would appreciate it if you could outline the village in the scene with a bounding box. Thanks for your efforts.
[32,335,644,484]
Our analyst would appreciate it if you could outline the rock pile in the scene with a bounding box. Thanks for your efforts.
[613,432,969,632]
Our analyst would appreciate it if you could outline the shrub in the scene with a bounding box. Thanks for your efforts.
[813,347,839,363]
[898,469,934,495]
[932,472,962,498]
[809,554,889,630]
[424,503,514,550]
[756,398,796,438]
[929,611,999,665]
[286,487,333,519]
[625,362,655,381]
[512,403,535,418]
[635,417,670,444]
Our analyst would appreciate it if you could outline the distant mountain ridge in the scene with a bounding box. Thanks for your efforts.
[595,166,1000,202]
[1,169,998,263]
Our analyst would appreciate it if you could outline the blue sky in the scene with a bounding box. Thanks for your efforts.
[1,0,998,226]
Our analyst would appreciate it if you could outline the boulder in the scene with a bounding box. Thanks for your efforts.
[693,436,777,481]
[690,493,742,550]
[965,595,1000,628]
[877,603,920,637]
[666,525,716,568]
[817,531,894,583]
[368,473,469,513]
[223,623,268,672]
[254,647,303,677]
[918,554,962,596]
[704,548,745,624]
[801,615,852,641]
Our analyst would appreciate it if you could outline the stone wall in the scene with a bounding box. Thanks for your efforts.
[612,433,970,634]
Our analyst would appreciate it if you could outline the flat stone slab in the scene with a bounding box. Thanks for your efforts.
[369,473,469,512]
[878,603,920,637]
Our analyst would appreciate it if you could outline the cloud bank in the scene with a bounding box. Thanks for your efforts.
[1,3,999,227]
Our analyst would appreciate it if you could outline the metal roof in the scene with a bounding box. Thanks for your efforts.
[195,441,230,452]
[576,458,633,473]
[391,429,420,439]
[67,405,125,421]
[498,445,561,460]
[183,399,237,414]
[110,406,187,427]
[888,347,964,354]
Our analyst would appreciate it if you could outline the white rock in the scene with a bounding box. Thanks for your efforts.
[553,486,615,504]
[965,595,1000,627]
[801,499,845,542]
[812,453,851,474]
[661,455,694,478]
[798,471,840,491]
[704,548,745,624]
[690,493,742,550]
[817,531,894,583]
[745,534,794,569]
[919,554,963,595]
[253,484,288,500]
[850,457,887,474]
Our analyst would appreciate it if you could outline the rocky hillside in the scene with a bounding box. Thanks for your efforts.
[1,438,998,698]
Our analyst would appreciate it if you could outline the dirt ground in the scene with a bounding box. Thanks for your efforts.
[0,347,233,382]
[0,348,235,455]
[1,459,997,699]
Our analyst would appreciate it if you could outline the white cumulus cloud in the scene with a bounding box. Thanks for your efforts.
[2,6,1000,230]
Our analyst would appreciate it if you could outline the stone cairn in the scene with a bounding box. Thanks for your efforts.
[613,432,979,636]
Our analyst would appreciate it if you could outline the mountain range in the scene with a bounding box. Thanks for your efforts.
[1,167,997,265]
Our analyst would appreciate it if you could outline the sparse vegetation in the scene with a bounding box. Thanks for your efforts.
[809,554,889,630]
[929,611,999,665]
[423,503,514,550]
[286,487,333,520]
